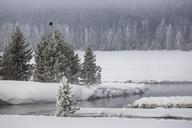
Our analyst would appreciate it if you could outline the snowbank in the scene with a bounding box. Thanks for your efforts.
[1,115,192,128]
[77,51,192,82]
[76,107,192,119]
[128,96,192,108]
[74,82,147,100]
[0,81,147,105]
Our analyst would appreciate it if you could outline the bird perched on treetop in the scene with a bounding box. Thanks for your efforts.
[49,22,53,26]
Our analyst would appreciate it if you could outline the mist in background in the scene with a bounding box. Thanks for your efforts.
[0,0,192,51]
[1,0,192,8]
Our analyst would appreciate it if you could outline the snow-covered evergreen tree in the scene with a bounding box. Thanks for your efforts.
[68,53,81,84]
[81,47,102,85]
[0,26,33,80]
[0,54,2,78]
[54,28,81,83]
[55,50,68,82]
[55,76,79,117]
[34,31,58,82]
[166,24,173,50]
[156,18,167,49]
[175,30,182,49]
[34,27,81,83]
[96,66,102,84]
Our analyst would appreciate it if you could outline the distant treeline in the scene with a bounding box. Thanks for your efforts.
[0,4,192,51]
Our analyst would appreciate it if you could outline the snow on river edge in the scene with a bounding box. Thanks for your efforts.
[1,115,192,128]
[0,80,147,105]
[75,107,192,120]
[127,96,192,108]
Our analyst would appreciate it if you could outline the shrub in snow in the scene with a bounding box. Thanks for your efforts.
[55,77,79,117]
[80,47,102,85]
[0,25,33,80]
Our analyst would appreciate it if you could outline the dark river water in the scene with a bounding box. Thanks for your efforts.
[0,84,192,115]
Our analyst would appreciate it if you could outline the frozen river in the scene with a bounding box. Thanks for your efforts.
[0,84,192,115]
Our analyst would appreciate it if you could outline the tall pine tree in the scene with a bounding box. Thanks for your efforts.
[55,29,81,83]
[34,27,81,83]
[81,47,102,85]
[34,32,58,82]
[69,53,81,84]
[0,26,32,80]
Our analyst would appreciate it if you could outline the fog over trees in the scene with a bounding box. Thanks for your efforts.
[0,0,192,51]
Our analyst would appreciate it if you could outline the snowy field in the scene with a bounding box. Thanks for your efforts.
[0,115,192,128]
[77,51,192,82]
[0,81,147,104]
[128,96,192,108]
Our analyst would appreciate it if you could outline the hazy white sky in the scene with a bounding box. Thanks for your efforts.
[1,0,191,8]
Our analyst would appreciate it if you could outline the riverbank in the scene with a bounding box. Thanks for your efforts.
[0,80,147,105]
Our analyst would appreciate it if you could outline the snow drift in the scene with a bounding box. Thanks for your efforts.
[127,96,192,108]
[0,81,147,105]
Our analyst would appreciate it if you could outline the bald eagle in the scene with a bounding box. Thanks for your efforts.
[49,22,53,26]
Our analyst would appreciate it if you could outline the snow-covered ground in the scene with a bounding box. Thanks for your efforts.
[128,96,192,108]
[76,107,192,119]
[0,115,192,128]
[0,80,147,104]
[77,51,192,82]
[1,51,192,127]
